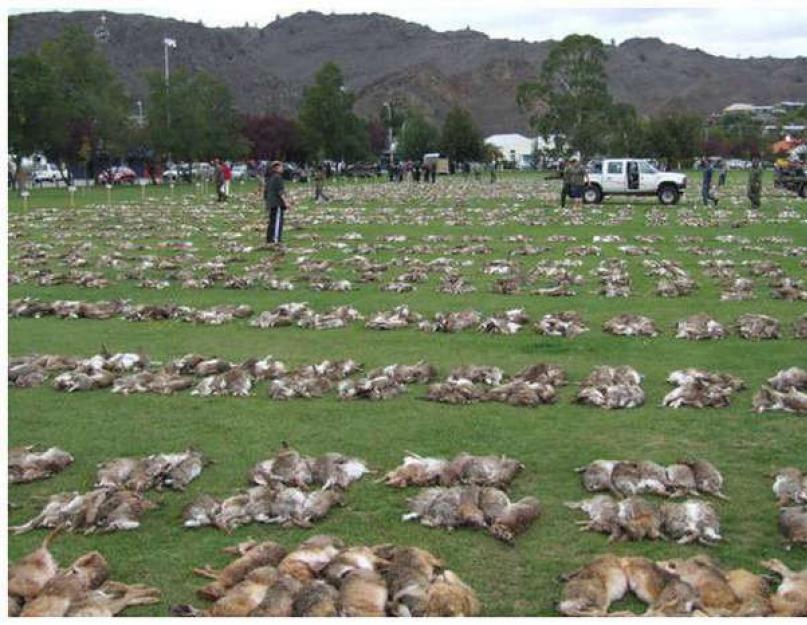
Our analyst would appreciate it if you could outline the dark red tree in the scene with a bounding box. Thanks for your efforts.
[241,114,307,162]
[368,118,388,155]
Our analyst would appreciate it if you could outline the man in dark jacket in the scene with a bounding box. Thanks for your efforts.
[701,158,716,206]
[747,156,763,211]
[313,165,329,202]
[264,161,292,245]
[560,159,571,208]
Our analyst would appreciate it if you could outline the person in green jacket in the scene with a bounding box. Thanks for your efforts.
[566,157,587,210]
[560,159,572,208]
[747,156,763,211]
[313,165,330,202]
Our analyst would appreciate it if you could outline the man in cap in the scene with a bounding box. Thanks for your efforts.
[264,161,292,245]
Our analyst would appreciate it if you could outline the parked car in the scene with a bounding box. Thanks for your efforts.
[584,158,687,205]
[32,163,66,185]
[97,166,137,185]
[344,163,378,178]
[230,163,248,181]
[191,162,214,179]
[282,162,307,183]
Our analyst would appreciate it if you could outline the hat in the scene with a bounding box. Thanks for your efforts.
[270,160,283,169]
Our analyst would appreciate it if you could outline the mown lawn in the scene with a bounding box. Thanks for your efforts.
[7,171,807,615]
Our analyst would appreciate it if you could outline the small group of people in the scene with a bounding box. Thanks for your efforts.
[460,161,499,183]
[700,156,763,210]
[559,156,587,209]
[388,160,437,183]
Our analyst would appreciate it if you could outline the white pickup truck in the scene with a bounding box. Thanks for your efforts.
[584,158,687,205]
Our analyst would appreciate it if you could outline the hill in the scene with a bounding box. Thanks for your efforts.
[9,10,807,134]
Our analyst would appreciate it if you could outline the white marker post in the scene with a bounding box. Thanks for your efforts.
[68,185,77,207]
[170,182,175,198]
[21,190,30,211]
[105,184,112,205]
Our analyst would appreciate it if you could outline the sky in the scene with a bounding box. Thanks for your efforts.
[8,0,807,59]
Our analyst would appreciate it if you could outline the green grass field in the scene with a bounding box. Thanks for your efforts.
[8,171,807,615]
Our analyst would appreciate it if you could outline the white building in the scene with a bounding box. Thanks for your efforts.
[484,133,555,169]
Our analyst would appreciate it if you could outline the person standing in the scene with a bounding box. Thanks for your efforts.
[560,159,572,208]
[264,161,292,245]
[489,159,497,183]
[567,156,586,210]
[313,165,330,202]
[701,158,716,206]
[718,159,728,187]
[747,155,763,211]
[213,159,225,202]
[222,160,232,200]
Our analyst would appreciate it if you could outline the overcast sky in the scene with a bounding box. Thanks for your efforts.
[8,0,807,59]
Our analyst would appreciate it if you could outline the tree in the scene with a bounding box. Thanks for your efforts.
[297,62,369,161]
[145,68,247,162]
[9,26,130,177]
[645,112,703,167]
[517,35,614,158]
[8,54,61,163]
[605,103,647,156]
[397,109,439,160]
[367,118,388,155]
[242,113,306,162]
[440,106,484,162]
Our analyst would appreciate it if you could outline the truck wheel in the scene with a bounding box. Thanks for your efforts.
[658,184,680,205]
[583,185,602,204]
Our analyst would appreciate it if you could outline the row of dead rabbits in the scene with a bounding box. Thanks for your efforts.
[9,449,807,618]
[9,349,807,415]
[9,531,481,617]
[10,444,805,549]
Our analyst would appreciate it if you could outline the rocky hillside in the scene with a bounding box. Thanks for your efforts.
[9,10,807,134]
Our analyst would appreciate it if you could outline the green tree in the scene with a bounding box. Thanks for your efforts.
[298,62,369,161]
[517,35,614,158]
[8,54,61,163]
[145,68,248,162]
[397,109,439,160]
[9,26,130,176]
[645,112,703,168]
[440,106,484,162]
[605,103,648,156]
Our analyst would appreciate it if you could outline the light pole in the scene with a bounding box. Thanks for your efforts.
[163,38,177,128]
[384,101,394,167]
